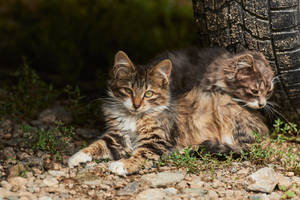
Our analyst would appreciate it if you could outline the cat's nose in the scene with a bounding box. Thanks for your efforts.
[133,103,141,109]
[133,98,141,109]
[258,101,266,108]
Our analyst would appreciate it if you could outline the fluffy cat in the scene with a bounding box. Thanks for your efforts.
[172,49,274,153]
[68,48,274,175]
[68,51,178,175]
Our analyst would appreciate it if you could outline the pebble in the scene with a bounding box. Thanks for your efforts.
[0,188,15,198]
[207,190,218,199]
[141,171,184,187]
[48,170,67,177]
[277,174,292,189]
[182,188,207,197]
[136,188,171,200]
[43,176,59,187]
[189,177,205,188]
[39,196,52,200]
[247,167,278,193]
[286,172,294,177]
[38,106,72,124]
[7,176,28,190]
[117,181,139,196]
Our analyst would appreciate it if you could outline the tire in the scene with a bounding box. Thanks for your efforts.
[192,0,300,123]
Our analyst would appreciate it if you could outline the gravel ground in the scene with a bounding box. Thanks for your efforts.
[0,107,299,200]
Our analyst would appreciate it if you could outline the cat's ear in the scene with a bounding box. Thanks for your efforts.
[236,54,254,70]
[112,51,135,79]
[150,59,172,82]
[225,54,254,80]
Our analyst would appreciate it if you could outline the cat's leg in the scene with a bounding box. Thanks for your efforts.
[233,113,269,147]
[109,128,173,175]
[68,130,129,168]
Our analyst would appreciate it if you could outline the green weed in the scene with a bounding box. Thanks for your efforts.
[0,59,58,118]
[21,121,75,155]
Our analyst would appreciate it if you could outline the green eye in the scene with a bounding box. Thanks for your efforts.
[144,91,153,98]
[123,88,132,94]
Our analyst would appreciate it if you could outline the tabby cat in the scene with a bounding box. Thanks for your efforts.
[68,48,274,175]
[173,48,274,153]
[68,51,178,175]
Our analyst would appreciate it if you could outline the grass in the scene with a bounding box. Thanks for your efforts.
[0,58,58,119]
[20,121,75,158]
[158,119,300,175]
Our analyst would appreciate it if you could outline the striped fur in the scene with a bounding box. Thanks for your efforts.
[174,50,274,154]
[68,51,177,175]
[69,49,274,174]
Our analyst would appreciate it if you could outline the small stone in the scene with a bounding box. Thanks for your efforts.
[237,168,249,175]
[189,177,205,188]
[249,194,268,200]
[212,179,225,189]
[224,190,234,197]
[286,172,294,177]
[177,181,188,189]
[207,190,218,199]
[18,191,37,200]
[0,188,15,198]
[5,196,18,200]
[7,176,28,191]
[0,181,11,191]
[32,167,42,175]
[141,171,184,187]
[136,189,167,200]
[247,167,278,193]
[164,187,177,195]
[268,192,282,200]
[17,152,30,160]
[230,167,237,173]
[43,176,59,187]
[39,196,52,200]
[38,106,72,124]
[277,174,292,189]
[182,188,207,197]
[88,190,95,196]
[117,181,139,196]
[48,170,67,177]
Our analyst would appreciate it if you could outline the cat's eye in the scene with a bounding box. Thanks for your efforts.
[123,88,132,94]
[144,91,154,98]
[251,89,259,95]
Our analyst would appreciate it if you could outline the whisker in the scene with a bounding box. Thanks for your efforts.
[263,106,273,120]
[267,101,280,108]
[266,104,289,122]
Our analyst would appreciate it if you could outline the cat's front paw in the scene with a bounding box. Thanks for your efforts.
[108,161,128,176]
[68,151,92,168]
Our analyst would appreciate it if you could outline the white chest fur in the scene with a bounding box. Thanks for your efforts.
[116,116,137,133]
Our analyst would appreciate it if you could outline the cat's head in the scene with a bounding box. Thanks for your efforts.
[108,51,172,115]
[223,52,274,109]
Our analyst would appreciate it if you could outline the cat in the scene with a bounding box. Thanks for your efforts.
[172,49,274,153]
[68,48,274,175]
[68,51,178,175]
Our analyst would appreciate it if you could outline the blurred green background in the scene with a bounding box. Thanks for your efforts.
[0,0,197,90]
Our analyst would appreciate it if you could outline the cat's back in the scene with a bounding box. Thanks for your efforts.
[155,47,229,96]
